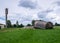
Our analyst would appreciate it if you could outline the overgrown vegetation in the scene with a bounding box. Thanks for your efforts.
[0,26,60,43]
[55,23,60,26]
[7,20,24,28]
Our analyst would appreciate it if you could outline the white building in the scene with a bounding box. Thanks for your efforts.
[0,24,5,29]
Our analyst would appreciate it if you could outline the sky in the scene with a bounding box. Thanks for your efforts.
[0,0,60,25]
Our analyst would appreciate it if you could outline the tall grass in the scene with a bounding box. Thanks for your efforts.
[0,26,60,43]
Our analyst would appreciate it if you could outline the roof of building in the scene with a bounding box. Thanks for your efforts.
[0,23,5,25]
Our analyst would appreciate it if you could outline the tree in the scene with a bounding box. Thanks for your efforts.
[55,22,60,26]
[7,20,12,28]
[19,24,24,28]
[55,23,57,26]
[13,24,16,28]
[27,24,31,26]
[16,21,19,27]
[32,20,35,26]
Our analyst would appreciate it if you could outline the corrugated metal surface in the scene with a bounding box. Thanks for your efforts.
[33,20,53,29]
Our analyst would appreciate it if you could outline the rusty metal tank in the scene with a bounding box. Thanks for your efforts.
[33,20,53,29]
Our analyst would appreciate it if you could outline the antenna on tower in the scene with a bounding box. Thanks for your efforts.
[5,8,8,28]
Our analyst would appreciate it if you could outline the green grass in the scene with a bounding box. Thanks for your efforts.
[0,26,60,43]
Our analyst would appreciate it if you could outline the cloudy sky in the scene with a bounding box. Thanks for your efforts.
[0,0,60,25]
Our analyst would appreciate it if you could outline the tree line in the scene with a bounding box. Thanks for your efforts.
[55,23,60,26]
[7,20,32,28]
[7,20,60,28]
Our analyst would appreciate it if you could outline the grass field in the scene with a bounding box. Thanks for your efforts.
[0,26,60,43]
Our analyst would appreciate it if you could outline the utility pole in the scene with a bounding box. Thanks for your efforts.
[5,8,8,28]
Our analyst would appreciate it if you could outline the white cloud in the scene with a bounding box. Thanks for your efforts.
[18,0,37,9]
[46,12,60,24]
[0,19,5,24]
[0,0,60,25]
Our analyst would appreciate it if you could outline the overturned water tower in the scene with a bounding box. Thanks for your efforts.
[32,20,53,29]
[5,8,8,28]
